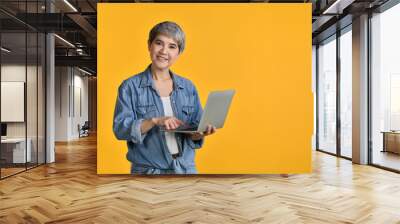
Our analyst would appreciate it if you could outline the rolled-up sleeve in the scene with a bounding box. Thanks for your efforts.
[113,81,147,144]
[186,84,204,149]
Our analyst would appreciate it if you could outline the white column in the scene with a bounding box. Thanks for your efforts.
[352,14,369,164]
[46,33,55,163]
[46,1,55,163]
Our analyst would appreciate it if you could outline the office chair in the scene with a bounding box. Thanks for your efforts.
[79,121,90,138]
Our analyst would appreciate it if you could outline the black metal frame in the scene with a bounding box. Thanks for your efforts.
[316,0,400,173]
[315,24,353,162]
[25,2,28,172]
[367,10,373,166]
[36,2,39,168]
[336,27,341,158]
[367,0,400,172]
[0,0,47,180]
[315,44,319,151]
[0,18,2,179]
[315,33,338,155]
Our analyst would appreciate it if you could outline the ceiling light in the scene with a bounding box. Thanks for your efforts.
[77,67,93,76]
[322,0,354,15]
[1,47,11,53]
[63,0,78,12]
[54,34,75,48]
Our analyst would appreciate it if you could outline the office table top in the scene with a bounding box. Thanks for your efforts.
[1,138,28,143]
[381,131,400,133]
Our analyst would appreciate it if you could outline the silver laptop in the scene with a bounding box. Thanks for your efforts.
[161,90,235,133]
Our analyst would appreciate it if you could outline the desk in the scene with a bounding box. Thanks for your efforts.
[381,131,400,154]
[1,138,31,163]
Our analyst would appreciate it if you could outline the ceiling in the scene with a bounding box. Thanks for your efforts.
[0,0,394,75]
[0,0,97,74]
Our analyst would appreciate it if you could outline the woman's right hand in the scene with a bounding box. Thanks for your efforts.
[152,117,184,130]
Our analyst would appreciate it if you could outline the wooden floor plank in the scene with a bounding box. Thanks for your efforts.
[0,134,400,223]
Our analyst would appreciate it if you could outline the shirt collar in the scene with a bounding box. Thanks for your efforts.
[139,64,185,89]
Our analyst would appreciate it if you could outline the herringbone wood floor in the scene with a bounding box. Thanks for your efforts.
[1,134,400,224]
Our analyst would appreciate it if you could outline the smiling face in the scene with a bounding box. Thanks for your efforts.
[148,34,181,71]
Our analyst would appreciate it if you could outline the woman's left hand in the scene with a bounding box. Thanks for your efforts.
[190,124,216,140]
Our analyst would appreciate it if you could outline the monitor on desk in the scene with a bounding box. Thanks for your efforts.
[1,123,7,138]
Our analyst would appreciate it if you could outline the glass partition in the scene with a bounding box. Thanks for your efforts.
[0,1,46,179]
[317,35,337,154]
[371,3,400,171]
[339,27,352,158]
[1,30,28,177]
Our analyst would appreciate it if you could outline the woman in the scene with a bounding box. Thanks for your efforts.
[113,21,216,174]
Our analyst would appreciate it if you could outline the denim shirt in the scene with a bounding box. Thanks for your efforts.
[113,65,204,174]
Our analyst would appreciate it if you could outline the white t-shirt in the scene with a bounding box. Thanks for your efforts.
[160,96,179,155]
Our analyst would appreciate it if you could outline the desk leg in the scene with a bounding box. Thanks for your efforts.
[382,133,386,153]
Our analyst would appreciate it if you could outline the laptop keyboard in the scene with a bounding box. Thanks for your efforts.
[160,124,197,131]
[176,126,197,131]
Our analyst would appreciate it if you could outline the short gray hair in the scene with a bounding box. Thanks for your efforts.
[148,21,185,53]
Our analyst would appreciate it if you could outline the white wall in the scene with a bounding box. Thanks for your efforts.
[312,45,316,151]
[1,64,25,81]
[55,66,69,141]
[55,67,89,141]
[1,65,36,137]
[1,63,46,164]
[72,72,89,138]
